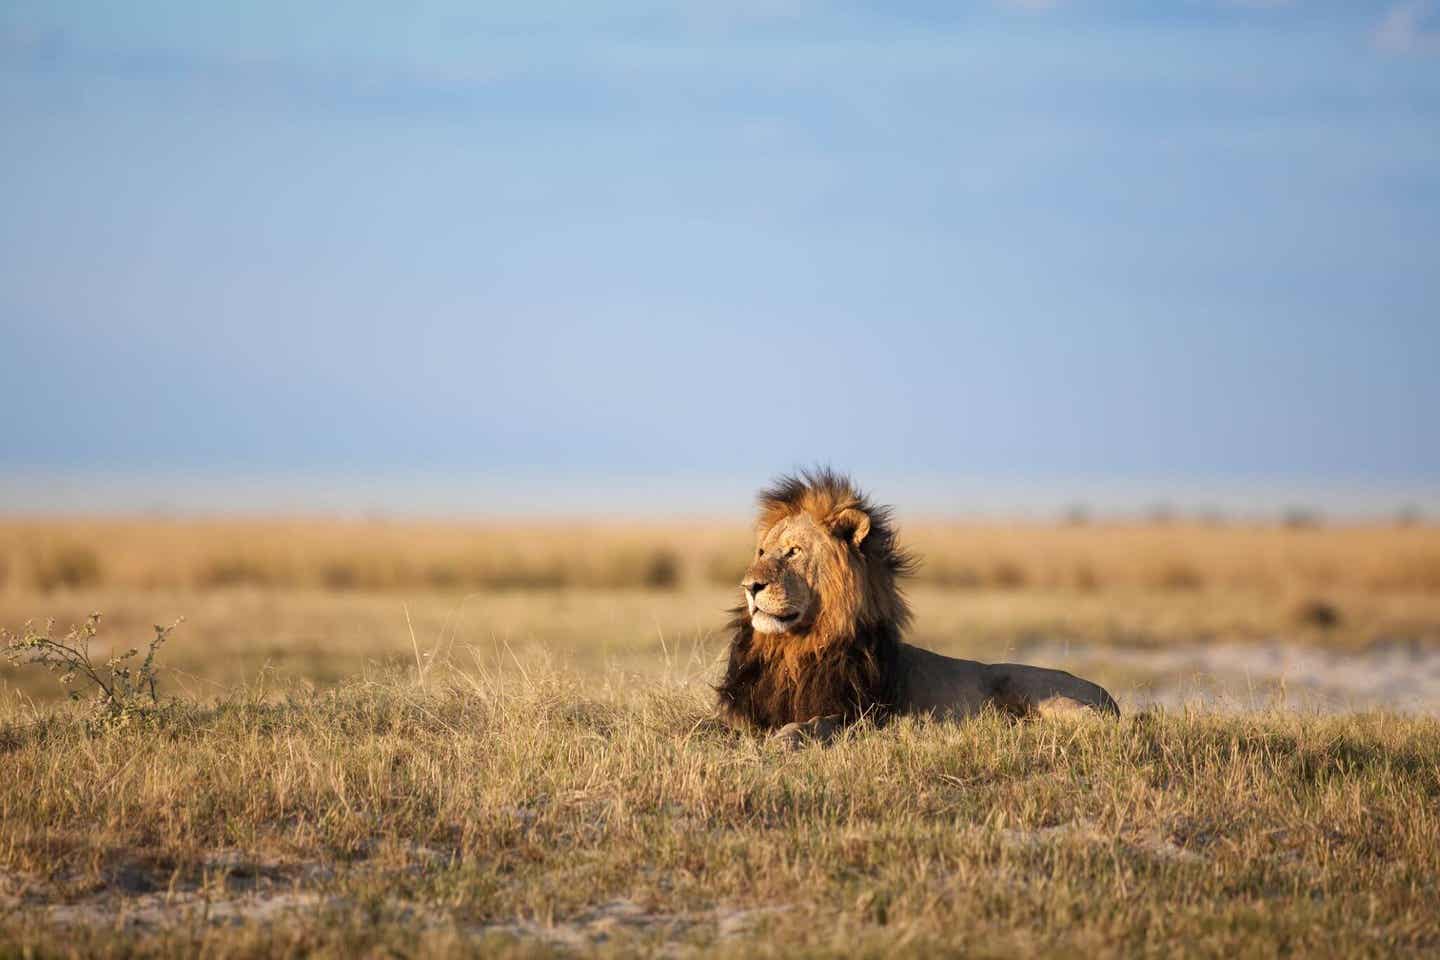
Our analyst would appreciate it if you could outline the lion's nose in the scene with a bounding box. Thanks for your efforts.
[746,580,768,598]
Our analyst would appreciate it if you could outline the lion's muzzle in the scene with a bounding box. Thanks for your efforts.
[741,560,809,633]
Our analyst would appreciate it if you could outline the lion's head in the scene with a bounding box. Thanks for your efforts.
[716,469,915,730]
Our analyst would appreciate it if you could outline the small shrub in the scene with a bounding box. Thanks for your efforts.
[588,550,686,590]
[642,550,681,590]
[30,545,102,592]
[319,560,363,591]
[3,613,181,719]
[195,556,275,588]
[1394,505,1424,528]
[1282,507,1323,529]
[1071,563,1100,592]
[423,563,466,590]
[923,564,982,589]
[989,561,1028,590]
[1153,563,1205,592]
[484,559,567,590]
[1294,598,1343,629]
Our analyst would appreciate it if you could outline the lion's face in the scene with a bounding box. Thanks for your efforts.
[718,471,916,729]
[740,509,870,636]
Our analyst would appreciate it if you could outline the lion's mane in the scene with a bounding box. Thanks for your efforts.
[715,469,917,730]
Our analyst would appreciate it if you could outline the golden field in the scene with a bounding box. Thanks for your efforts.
[4,516,1440,956]
[5,516,1440,595]
[3,517,1440,705]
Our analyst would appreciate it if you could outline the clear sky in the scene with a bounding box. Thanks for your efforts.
[2,2,1437,515]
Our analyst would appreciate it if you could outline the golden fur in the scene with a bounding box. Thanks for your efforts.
[717,470,1119,739]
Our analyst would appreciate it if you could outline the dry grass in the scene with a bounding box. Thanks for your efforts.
[3,517,1440,595]
[2,662,1438,957]
[3,581,1440,708]
[4,517,1440,954]
[2,517,1439,707]
[0,520,723,594]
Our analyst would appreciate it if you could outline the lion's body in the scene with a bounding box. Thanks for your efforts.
[716,470,1118,740]
[896,644,1119,721]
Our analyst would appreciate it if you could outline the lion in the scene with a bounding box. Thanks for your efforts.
[716,470,1119,746]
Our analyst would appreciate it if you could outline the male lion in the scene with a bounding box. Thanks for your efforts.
[716,470,1119,746]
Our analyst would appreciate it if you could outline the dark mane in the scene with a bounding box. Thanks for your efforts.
[715,612,903,729]
[714,469,915,730]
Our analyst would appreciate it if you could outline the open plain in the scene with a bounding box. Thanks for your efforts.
[4,518,1440,956]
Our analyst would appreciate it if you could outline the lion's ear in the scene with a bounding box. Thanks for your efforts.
[829,507,871,549]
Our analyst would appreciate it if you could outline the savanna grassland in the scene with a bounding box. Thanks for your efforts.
[4,517,1440,957]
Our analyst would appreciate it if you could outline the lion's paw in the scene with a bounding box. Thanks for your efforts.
[769,722,809,751]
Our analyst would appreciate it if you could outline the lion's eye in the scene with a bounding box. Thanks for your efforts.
[757,548,765,558]
[786,546,800,558]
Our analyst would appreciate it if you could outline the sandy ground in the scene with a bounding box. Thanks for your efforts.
[1021,637,1440,713]
[2,856,787,951]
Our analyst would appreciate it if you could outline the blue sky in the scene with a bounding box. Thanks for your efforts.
[2,2,1437,514]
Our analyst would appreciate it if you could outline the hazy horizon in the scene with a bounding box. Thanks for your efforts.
[1,467,1434,521]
